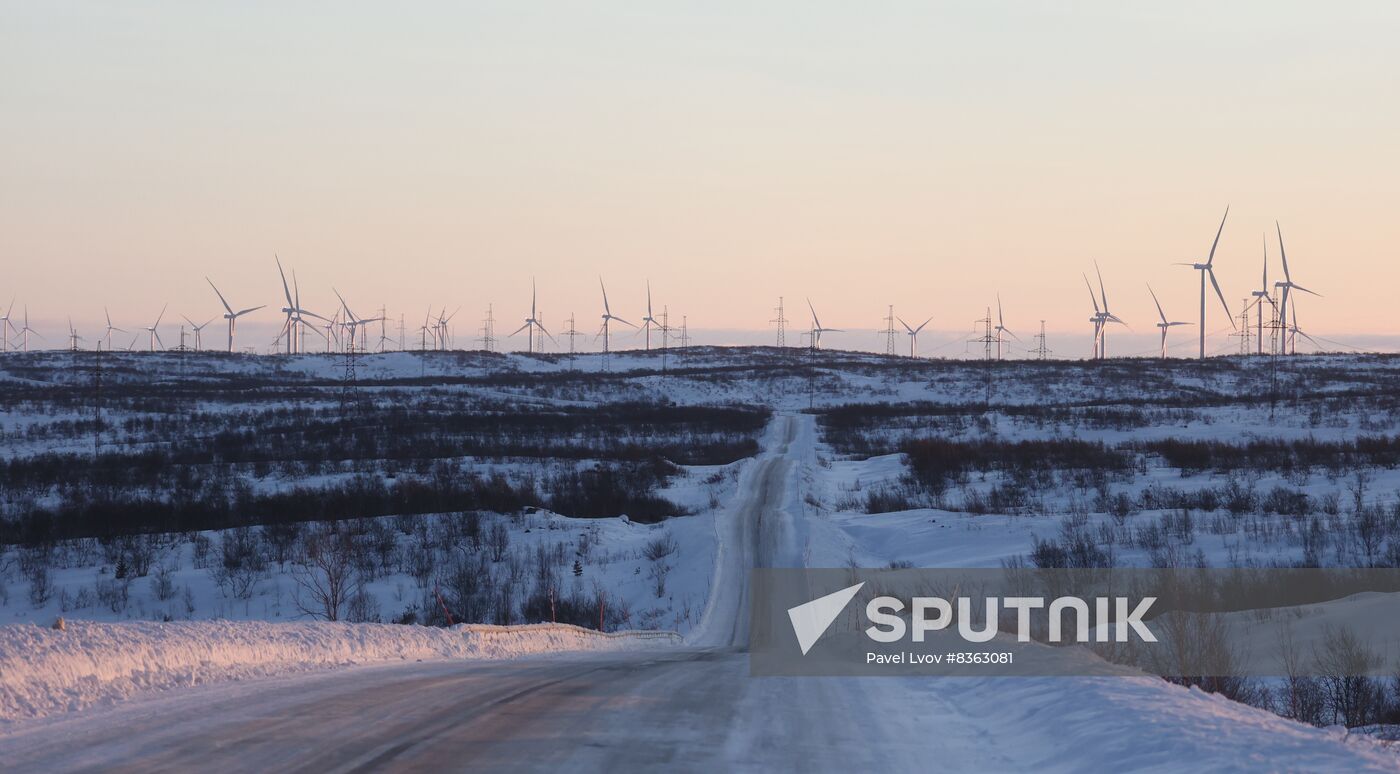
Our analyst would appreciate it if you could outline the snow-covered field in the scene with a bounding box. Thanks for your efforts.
[4,347,1400,767]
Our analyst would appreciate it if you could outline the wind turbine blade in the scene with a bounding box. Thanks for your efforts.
[613,316,637,329]
[647,280,653,317]
[333,287,354,321]
[1275,221,1291,282]
[536,321,552,339]
[1083,275,1100,314]
[235,305,266,317]
[806,298,821,329]
[154,303,167,328]
[206,278,234,314]
[276,256,293,306]
[1206,205,1229,267]
[915,317,932,334]
[1208,269,1234,327]
[1094,261,1109,311]
[997,295,1004,327]
[1291,283,1321,297]
[1004,329,1020,341]
[181,314,197,328]
[154,331,164,349]
[599,277,611,315]
[1262,233,1269,289]
[897,316,914,334]
[1147,284,1167,324]
[509,322,531,337]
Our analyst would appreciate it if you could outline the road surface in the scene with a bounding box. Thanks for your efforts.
[0,415,962,771]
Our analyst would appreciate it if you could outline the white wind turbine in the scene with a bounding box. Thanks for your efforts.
[434,307,459,350]
[639,281,660,351]
[1176,206,1235,359]
[0,298,17,352]
[18,307,43,352]
[1147,284,1191,359]
[597,278,636,353]
[1084,263,1125,359]
[103,307,126,351]
[806,298,842,350]
[994,295,1018,359]
[67,317,84,351]
[1250,235,1275,355]
[510,279,553,353]
[333,289,384,352]
[898,316,932,357]
[181,315,215,351]
[275,257,328,354]
[1272,222,1320,355]
[143,304,168,351]
[207,277,265,352]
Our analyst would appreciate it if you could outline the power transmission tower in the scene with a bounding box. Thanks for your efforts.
[680,316,691,348]
[479,304,496,352]
[398,314,405,352]
[771,297,788,347]
[659,306,670,373]
[1032,320,1051,360]
[884,305,897,356]
[1231,299,1253,355]
[970,308,995,362]
[562,313,583,369]
[340,330,359,419]
[91,343,103,457]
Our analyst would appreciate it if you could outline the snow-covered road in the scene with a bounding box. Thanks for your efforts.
[2,414,1396,771]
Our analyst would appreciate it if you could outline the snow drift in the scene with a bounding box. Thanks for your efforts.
[0,619,678,725]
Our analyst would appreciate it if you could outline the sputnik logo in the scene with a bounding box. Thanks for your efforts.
[787,582,864,655]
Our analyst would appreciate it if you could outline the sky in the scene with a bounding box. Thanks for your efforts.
[2,2,1398,356]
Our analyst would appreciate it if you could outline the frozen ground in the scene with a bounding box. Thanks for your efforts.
[4,348,1400,769]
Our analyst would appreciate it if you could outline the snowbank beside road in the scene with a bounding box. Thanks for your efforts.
[0,619,678,726]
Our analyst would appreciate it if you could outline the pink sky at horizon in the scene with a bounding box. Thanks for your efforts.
[2,2,1397,355]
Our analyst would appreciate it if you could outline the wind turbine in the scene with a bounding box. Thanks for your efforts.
[333,289,385,353]
[1288,304,1320,355]
[597,278,635,353]
[434,307,459,350]
[994,295,1018,359]
[510,279,553,353]
[898,316,932,358]
[806,298,842,350]
[207,277,265,352]
[1147,284,1191,359]
[1177,206,1234,359]
[639,281,660,351]
[181,315,215,351]
[143,304,167,351]
[102,307,125,351]
[1273,222,1320,355]
[1,298,18,352]
[1084,275,1103,359]
[67,318,84,351]
[1085,263,1125,359]
[1250,235,1275,355]
[274,257,328,354]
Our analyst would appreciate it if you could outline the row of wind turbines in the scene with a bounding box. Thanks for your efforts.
[0,259,692,357]
[795,208,1320,361]
[0,211,1324,359]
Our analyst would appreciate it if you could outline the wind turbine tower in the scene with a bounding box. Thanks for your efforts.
[898,315,931,358]
[994,296,1017,360]
[1177,207,1235,359]
[1148,284,1190,360]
